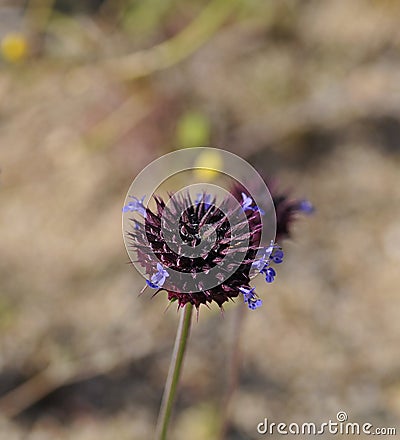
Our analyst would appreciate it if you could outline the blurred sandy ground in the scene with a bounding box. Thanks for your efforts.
[0,0,400,439]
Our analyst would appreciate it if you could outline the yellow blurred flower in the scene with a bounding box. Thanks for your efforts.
[1,33,28,63]
[193,149,223,181]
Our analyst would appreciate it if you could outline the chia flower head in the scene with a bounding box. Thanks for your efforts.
[124,189,285,311]
[123,149,313,313]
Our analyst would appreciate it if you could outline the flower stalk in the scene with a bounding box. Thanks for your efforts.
[155,303,194,440]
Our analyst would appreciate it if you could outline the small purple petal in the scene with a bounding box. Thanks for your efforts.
[252,258,267,272]
[124,195,147,217]
[254,299,262,308]
[247,298,262,310]
[298,200,314,214]
[239,286,256,302]
[149,263,170,288]
[241,192,254,210]
[195,193,213,209]
[146,279,159,289]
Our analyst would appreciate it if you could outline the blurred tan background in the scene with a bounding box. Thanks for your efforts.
[1,0,400,439]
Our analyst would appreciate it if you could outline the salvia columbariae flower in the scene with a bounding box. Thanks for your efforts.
[239,287,262,310]
[124,179,312,312]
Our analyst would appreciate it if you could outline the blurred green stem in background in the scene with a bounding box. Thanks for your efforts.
[155,303,194,440]
[107,0,239,80]
[26,0,55,35]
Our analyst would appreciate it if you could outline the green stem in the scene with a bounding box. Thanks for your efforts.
[155,303,194,440]
[106,0,239,80]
